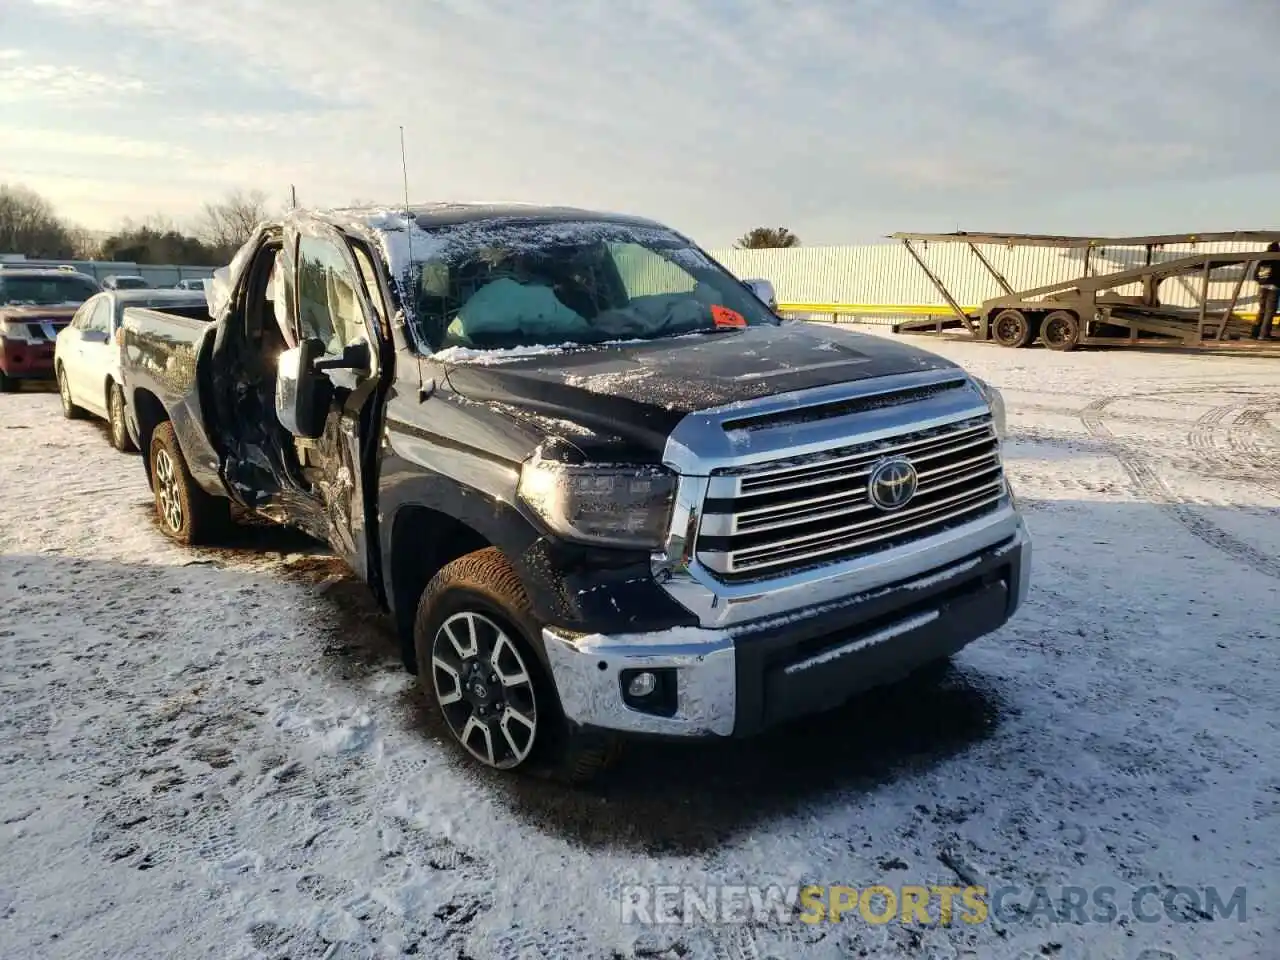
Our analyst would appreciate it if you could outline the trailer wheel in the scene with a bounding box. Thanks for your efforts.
[992,309,1033,348]
[1041,311,1080,351]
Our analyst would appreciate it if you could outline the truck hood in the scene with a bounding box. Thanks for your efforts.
[440,322,959,458]
[0,304,79,322]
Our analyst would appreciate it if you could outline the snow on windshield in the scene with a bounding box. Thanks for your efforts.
[362,210,775,356]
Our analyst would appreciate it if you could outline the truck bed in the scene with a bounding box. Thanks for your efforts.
[119,304,224,495]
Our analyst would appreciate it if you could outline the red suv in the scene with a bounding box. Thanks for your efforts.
[0,268,102,391]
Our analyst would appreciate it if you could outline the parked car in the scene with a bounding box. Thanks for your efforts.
[54,289,209,449]
[119,203,1030,781]
[0,268,101,392]
[102,274,149,291]
[174,278,210,292]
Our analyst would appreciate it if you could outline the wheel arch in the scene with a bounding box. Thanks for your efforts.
[132,387,170,483]
[103,374,120,412]
[387,504,496,671]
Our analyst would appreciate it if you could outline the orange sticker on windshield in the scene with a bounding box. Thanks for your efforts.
[712,305,747,328]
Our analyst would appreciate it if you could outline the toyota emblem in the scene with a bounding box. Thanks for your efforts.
[867,457,918,511]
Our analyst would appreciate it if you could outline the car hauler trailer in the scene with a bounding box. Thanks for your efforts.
[890,230,1280,351]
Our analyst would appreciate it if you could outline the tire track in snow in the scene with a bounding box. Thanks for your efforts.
[1231,405,1280,475]
[1081,394,1280,580]
[1199,400,1280,497]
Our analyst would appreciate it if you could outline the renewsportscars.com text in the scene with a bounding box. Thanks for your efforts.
[619,883,1247,927]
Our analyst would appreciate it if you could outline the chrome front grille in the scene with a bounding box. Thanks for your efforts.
[695,416,1006,580]
[24,321,63,342]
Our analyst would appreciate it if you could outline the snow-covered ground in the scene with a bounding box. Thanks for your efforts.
[2,336,1278,960]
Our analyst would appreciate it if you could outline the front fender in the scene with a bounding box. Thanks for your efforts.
[378,425,699,639]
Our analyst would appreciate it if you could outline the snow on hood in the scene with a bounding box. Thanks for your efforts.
[430,342,584,365]
[430,332,712,366]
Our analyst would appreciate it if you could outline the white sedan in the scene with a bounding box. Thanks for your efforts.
[54,289,209,451]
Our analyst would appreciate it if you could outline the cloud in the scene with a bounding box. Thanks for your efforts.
[10,0,1280,240]
[0,59,148,102]
[0,126,185,160]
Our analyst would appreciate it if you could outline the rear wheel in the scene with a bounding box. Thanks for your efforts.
[107,383,136,452]
[56,365,83,417]
[149,421,228,545]
[991,309,1034,348]
[1041,310,1080,351]
[413,547,619,783]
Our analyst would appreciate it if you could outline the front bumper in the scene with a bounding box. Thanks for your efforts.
[0,337,56,379]
[543,519,1030,738]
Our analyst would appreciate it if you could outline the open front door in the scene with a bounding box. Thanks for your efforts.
[282,223,388,581]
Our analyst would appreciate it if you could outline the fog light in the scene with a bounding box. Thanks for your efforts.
[626,671,657,698]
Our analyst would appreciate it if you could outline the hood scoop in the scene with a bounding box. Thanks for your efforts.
[721,377,969,433]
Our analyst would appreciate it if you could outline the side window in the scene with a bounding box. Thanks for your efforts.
[88,298,112,333]
[271,249,296,348]
[296,235,367,354]
[351,244,388,334]
[72,297,97,330]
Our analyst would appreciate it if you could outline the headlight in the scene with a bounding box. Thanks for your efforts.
[973,377,1006,440]
[517,458,677,549]
[0,319,31,343]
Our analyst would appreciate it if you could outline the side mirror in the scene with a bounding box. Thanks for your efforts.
[275,337,333,439]
[744,278,778,310]
[314,339,371,374]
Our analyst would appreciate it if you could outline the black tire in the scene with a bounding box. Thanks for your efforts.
[149,421,228,545]
[991,309,1033,348]
[1041,310,1080,352]
[56,365,83,416]
[107,382,136,452]
[413,547,619,784]
[0,369,13,394]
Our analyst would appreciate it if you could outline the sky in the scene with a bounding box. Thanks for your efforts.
[1,0,1278,247]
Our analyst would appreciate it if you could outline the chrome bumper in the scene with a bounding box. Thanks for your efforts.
[542,627,737,736]
[545,518,1032,737]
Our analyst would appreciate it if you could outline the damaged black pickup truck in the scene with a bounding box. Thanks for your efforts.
[119,203,1031,781]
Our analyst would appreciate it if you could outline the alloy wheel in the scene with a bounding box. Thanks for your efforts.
[154,448,183,532]
[431,611,538,769]
[110,389,127,447]
[58,369,72,414]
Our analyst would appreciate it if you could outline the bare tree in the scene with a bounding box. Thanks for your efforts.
[195,189,273,254]
[735,226,800,249]
[67,226,103,260]
[0,184,76,258]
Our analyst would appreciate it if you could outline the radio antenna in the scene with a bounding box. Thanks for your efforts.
[399,125,416,273]
[399,125,411,210]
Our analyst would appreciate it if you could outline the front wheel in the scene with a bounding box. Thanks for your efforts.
[413,547,619,783]
[57,366,82,415]
[149,421,228,545]
[107,383,136,452]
